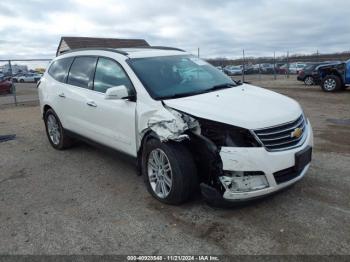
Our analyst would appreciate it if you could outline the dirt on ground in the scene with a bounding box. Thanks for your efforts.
[0,78,349,255]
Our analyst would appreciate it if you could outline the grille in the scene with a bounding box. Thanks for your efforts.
[253,115,307,151]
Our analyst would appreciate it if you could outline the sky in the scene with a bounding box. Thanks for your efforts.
[1,0,350,63]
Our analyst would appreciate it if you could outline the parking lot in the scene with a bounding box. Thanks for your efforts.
[0,78,349,255]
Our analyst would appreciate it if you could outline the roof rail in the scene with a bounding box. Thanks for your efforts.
[57,48,129,57]
[132,46,186,52]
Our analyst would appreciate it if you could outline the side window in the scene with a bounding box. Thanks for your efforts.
[48,57,74,83]
[67,56,97,89]
[93,57,134,93]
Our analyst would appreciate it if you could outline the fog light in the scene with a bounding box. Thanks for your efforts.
[219,171,269,193]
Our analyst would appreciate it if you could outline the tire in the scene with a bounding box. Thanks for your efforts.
[44,109,73,150]
[19,79,24,83]
[321,75,342,92]
[13,79,18,83]
[142,138,197,205]
[304,76,314,86]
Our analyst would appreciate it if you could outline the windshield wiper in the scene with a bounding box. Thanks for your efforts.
[207,82,237,91]
[159,90,205,100]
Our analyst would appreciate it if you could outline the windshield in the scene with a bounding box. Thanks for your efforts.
[128,55,236,100]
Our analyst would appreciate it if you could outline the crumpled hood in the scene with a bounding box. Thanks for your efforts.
[163,84,302,130]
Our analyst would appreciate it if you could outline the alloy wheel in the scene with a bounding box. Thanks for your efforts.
[47,114,61,145]
[304,76,314,86]
[147,148,172,198]
[324,79,336,91]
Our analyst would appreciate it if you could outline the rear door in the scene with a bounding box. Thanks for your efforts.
[62,56,98,138]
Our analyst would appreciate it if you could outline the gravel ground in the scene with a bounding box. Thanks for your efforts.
[0,83,38,106]
[0,79,349,255]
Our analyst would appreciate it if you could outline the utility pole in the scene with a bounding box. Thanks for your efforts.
[242,49,245,82]
[8,60,17,106]
[287,51,290,79]
[273,51,276,80]
[197,47,200,58]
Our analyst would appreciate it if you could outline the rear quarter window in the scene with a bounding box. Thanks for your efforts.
[48,57,74,83]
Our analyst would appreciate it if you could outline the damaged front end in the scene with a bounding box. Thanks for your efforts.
[188,117,269,205]
[139,105,268,205]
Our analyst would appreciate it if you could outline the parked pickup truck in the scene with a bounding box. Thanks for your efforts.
[319,60,350,92]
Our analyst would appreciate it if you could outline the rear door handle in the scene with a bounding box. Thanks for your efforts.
[58,93,65,98]
[86,101,97,107]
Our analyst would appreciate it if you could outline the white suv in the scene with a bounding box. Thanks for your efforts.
[38,47,313,206]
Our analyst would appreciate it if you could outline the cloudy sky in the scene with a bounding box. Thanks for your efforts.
[1,0,350,61]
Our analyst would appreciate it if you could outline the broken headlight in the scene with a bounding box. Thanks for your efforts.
[198,118,260,147]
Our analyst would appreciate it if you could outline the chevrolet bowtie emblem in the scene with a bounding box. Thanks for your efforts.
[291,127,303,138]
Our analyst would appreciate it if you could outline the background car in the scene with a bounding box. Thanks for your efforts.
[242,64,255,74]
[297,62,332,85]
[215,66,224,72]
[289,63,307,74]
[260,63,275,74]
[297,61,340,86]
[318,60,350,92]
[223,65,243,75]
[0,75,13,94]
[12,73,41,83]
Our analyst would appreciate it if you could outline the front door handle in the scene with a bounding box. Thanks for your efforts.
[86,101,97,107]
[58,93,65,98]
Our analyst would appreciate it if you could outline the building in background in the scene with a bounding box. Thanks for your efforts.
[56,36,150,56]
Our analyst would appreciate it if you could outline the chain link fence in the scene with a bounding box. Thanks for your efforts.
[207,50,350,84]
[0,59,51,106]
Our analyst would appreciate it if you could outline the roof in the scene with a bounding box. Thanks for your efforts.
[56,47,187,59]
[56,36,150,56]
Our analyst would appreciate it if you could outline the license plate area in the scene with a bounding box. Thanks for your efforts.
[295,146,312,172]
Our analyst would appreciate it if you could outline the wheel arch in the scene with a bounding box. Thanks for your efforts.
[137,130,160,175]
[43,104,53,119]
[322,69,344,85]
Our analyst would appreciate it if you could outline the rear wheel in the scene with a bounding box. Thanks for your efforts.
[304,76,314,86]
[321,75,342,92]
[142,138,197,205]
[44,109,73,150]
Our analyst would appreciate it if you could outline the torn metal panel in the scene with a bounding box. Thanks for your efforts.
[139,105,199,143]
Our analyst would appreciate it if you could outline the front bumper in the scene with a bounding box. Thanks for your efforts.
[203,121,313,203]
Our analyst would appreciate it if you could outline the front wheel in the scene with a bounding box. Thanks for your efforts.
[19,79,24,83]
[304,76,314,86]
[321,75,342,92]
[142,139,197,205]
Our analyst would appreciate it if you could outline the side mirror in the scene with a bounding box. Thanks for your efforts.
[105,85,129,100]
